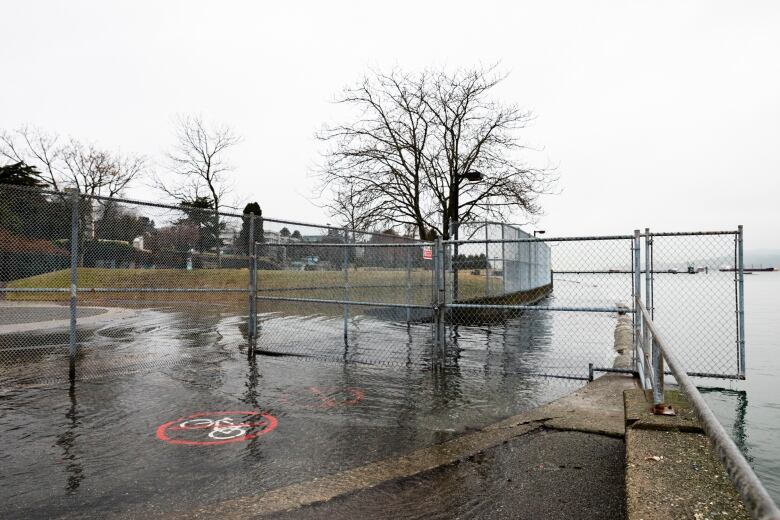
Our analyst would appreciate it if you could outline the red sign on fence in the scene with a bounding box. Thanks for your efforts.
[422,246,433,260]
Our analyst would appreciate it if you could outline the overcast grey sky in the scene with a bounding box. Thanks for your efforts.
[2,1,778,248]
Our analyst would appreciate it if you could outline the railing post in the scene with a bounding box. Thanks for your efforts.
[343,226,350,347]
[247,213,257,355]
[67,188,79,379]
[737,225,746,378]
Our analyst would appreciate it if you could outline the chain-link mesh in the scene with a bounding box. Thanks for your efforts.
[0,184,255,384]
[647,231,742,377]
[0,183,744,385]
[255,220,435,366]
[446,235,634,379]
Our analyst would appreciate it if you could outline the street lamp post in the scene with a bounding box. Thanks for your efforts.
[449,170,484,303]
[533,230,546,237]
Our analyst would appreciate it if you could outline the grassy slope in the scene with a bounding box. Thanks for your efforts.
[7,268,501,306]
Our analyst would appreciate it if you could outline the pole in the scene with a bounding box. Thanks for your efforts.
[343,226,349,347]
[501,224,506,293]
[737,225,746,377]
[435,237,446,362]
[485,223,490,296]
[646,228,664,408]
[451,218,459,303]
[405,246,412,323]
[67,188,79,378]
[247,213,257,356]
[633,229,641,378]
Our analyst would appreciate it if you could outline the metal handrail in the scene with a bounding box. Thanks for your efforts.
[635,298,780,519]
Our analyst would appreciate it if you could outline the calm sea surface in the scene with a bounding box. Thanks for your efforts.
[704,271,780,504]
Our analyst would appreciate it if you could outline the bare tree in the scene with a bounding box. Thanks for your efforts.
[318,67,555,239]
[329,181,380,232]
[0,126,146,197]
[156,115,241,264]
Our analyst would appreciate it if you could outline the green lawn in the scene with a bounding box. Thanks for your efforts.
[7,267,502,306]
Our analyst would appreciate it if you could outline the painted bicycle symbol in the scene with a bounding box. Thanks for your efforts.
[155,411,277,446]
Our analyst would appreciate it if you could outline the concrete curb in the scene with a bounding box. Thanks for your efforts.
[624,389,751,520]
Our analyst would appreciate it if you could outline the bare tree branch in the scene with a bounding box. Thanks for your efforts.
[317,66,556,239]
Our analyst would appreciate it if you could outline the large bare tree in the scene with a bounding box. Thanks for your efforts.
[156,115,241,264]
[318,67,555,239]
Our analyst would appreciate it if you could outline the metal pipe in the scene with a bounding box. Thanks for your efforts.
[435,237,446,359]
[641,230,740,237]
[485,224,490,297]
[636,299,780,520]
[445,234,635,245]
[247,213,257,352]
[633,230,641,377]
[448,303,632,313]
[256,295,432,310]
[68,188,79,371]
[737,225,746,377]
[405,247,412,323]
[646,228,664,407]
[280,241,429,248]
[343,226,349,346]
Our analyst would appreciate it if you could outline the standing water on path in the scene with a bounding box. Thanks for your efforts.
[0,306,586,519]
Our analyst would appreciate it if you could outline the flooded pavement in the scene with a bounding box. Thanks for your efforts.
[0,305,594,519]
[270,430,626,520]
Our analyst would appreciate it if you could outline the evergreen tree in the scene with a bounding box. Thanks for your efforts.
[237,202,263,255]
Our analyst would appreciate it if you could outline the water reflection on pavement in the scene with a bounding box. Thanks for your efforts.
[0,307,587,518]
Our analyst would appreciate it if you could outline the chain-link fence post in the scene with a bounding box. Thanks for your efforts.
[501,224,506,293]
[405,246,412,323]
[484,223,490,296]
[646,228,664,407]
[632,229,641,378]
[737,224,746,377]
[434,237,446,361]
[67,188,80,377]
[247,213,257,355]
[343,226,350,347]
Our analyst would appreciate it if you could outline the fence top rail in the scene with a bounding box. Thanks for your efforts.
[445,234,635,245]
[636,298,780,520]
[644,230,740,237]
[0,182,423,241]
[261,241,432,248]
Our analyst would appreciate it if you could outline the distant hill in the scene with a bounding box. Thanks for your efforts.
[744,250,780,269]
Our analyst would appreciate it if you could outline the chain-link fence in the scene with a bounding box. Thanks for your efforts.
[0,183,746,385]
[645,230,744,378]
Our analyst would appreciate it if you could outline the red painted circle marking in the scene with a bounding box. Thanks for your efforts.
[155,411,277,446]
[279,387,364,409]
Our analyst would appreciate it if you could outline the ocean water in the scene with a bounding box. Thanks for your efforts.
[703,271,780,504]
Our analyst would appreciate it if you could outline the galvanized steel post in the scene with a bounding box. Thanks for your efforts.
[500,224,506,292]
[247,213,257,354]
[434,237,446,359]
[485,223,490,296]
[343,226,350,346]
[67,188,79,374]
[737,225,746,377]
[405,246,412,323]
[633,229,641,377]
[646,228,664,408]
